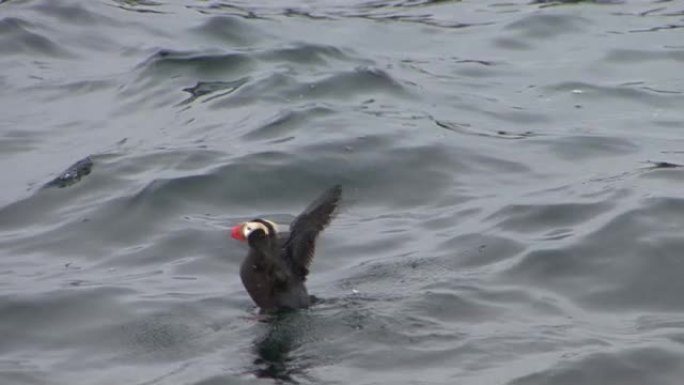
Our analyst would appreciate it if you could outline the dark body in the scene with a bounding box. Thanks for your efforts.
[239,185,342,312]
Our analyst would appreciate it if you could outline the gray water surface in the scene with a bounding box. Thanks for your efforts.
[2,1,684,384]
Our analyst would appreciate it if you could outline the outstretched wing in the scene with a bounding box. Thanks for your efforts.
[283,185,342,278]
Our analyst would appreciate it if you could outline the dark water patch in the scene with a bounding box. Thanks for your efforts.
[461,149,532,177]
[211,1,483,29]
[0,17,72,57]
[258,43,358,66]
[533,0,625,5]
[604,48,684,63]
[98,228,225,270]
[493,36,532,51]
[332,240,419,282]
[0,286,135,352]
[508,346,684,385]
[124,49,256,101]
[114,313,201,361]
[404,291,506,324]
[0,195,163,262]
[435,120,537,140]
[352,99,430,122]
[629,24,684,34]
[243,105,335,141]
[541,135,638,160]
[650,118,684,129]
[190,15,265,46]
[0,150,228,256]
[149,147,443,209]
[0,192,85,235]
[132,44,373,106]
[301,136,530,188]
[353,0,463,11]
[454,58,496,66]
[292,144,454,207]
[638,165,684,182]
[181,78,249,103]
[455,284,569,319]
[111,0,166,14]
[30,1,111,25]
[413,279,573,323]
[451,60,502,79]
[420,205,481,230]
[505,13,590,38]
[342,255,439,296]
[0,370,46,385]
[190,375,248,385]
[487,201,613,235]
[548,81,684,108]
[645,160,683,169]
[253,300,482,382]
[317,305,593,382]
[208,72,297,109]
[503,196,684,312]
[49,78,118,97]
[58,184,215,252]
[485,108,550,125]
[110,149,228,176]
[4,295,246,381]
[437,233,525,269]
[0,174,111,235]
[502,244,621,305]
[0,129,40,156]
[282,7,337,21]
[101,139,476,214]
[210,69,403,110]
[275,67,412,103]
[125,171,254,214]
[188,1,269,21]
[636,314,684,340]
[639,85,684,95]
[139,49,255,77]
[189,0,484,30]
[340,10,486,30]
[169,233,240,278]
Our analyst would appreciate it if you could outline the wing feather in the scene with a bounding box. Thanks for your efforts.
[283,185,342,278]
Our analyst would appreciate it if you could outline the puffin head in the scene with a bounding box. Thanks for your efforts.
[230,219,278,242]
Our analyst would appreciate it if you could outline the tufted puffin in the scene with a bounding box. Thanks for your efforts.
[230,185,342,312]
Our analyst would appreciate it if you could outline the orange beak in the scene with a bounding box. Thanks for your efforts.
[231,224,245,241]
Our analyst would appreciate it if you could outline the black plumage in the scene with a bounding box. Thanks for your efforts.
[231,185,342,312]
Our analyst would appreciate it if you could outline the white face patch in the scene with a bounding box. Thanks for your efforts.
[242,220,279,238]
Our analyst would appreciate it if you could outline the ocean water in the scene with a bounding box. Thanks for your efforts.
[2,0,684,384]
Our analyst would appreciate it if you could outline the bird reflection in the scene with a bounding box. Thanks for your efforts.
[250,312,311,384]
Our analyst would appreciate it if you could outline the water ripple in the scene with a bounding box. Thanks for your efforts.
[0,17,72,57]
[3,0,684,384]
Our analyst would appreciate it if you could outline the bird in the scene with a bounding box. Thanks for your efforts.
[230,185,342,313]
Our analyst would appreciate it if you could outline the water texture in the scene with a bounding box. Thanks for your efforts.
[1,0,684,384]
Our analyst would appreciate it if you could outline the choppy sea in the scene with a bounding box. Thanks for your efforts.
[2,0,684,384]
